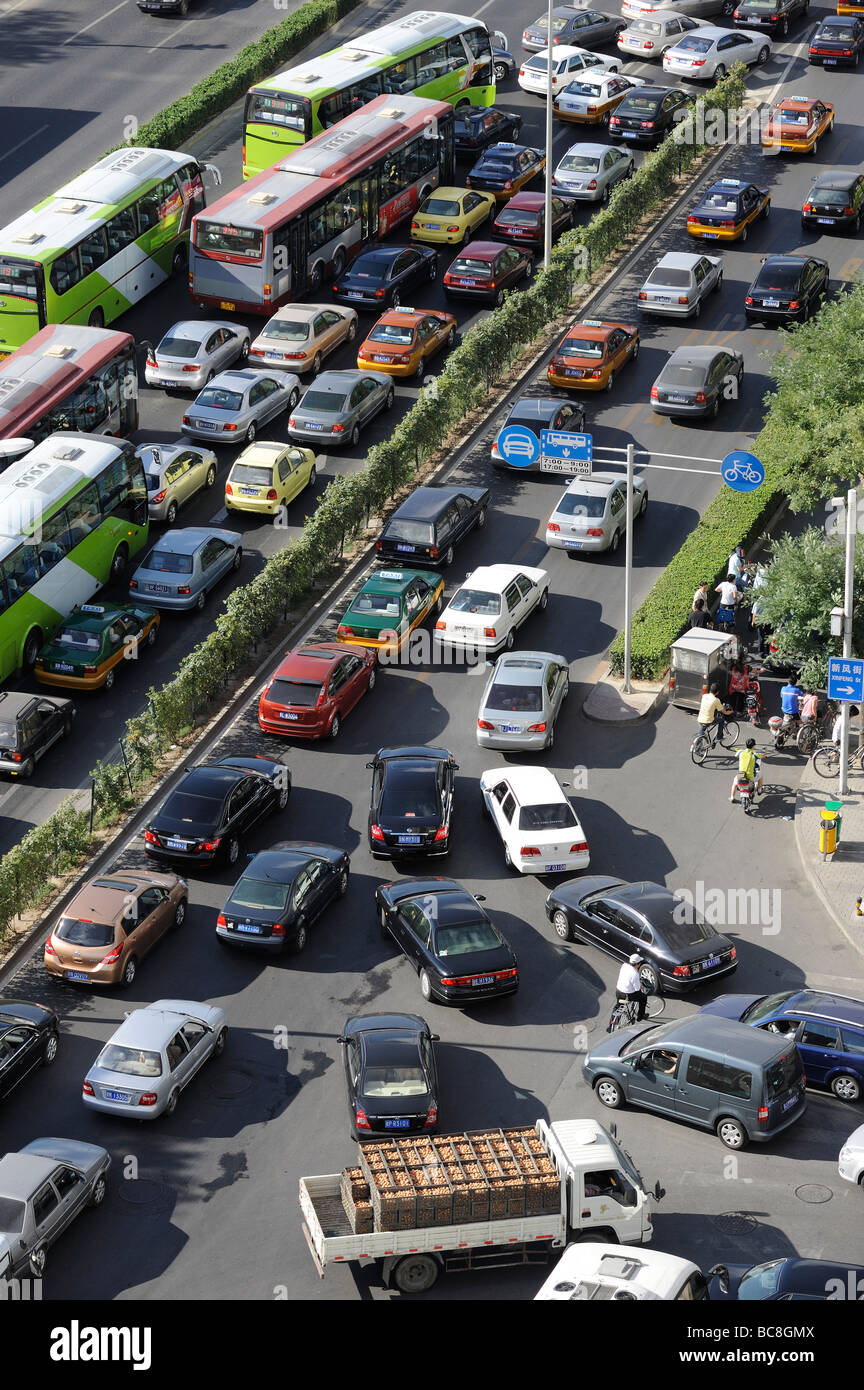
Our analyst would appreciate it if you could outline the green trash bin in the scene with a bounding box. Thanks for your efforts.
[826,799,843,846]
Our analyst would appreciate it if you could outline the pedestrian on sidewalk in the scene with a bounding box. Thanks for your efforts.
[689,599,710,630]
[692,581,710,612]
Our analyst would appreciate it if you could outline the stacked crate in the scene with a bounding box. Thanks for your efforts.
[340,1166,374,1235]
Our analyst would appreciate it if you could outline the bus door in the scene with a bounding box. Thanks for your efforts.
[360,178,377,243]
[275,221,306,300]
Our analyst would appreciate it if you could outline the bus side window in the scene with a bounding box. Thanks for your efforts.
[97,455,132,522]
[68,380,110,431]
[319,92,344,128]
[78,228,109,277]
[38,510,74,574]
[0,570,10,616]
[105,208,138,255]
[136,188,161,234]
[178,163,205,216]
[3,544,39,602]
[463,26,492,59]
[49,247,82,297]
[65,482,102,547]
[382,56,419,95]
[346,74,382,112]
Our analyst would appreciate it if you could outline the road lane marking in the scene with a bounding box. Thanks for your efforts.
[0,124,50,166]
[62,0,128,45]
[208,507,228,524]
[148,18,191,53]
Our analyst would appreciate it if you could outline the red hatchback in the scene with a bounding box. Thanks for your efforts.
[258,643,376,740]
[442,240,533,307]
[493,192,575,249]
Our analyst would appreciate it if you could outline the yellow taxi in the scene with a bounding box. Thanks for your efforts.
[761,96,834,155]
[410,186,497,246]
[837,1,864,14]
[357,308,457,379]
[225,441,316,515]
[547,318,640,392]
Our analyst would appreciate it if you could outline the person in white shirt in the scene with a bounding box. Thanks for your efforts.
[615,954,646,1021]
[692,581,710,612]
[715,575,739,608]
[728,547,743,582]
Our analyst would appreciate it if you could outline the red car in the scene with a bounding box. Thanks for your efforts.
[442,240,533,306]
[492,192,575,249]
[258,642,376,740]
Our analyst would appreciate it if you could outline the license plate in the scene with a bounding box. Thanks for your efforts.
[346,291,364,299]
[620,130,637,138]
[817,217,835,224]
[279,711,299,720]
[653,296,672,303]
[763,298,781,307]
[266,353,283,360]
[563,540,583,549]
[500,724,521,733]
[702,232,719,238]
[237,923,262,934]
[426,223,441,230]
[54,662,75,672]
[453,624,477,635]
[473,976,495,986]
[239,487,258,495]
[565,367,582,376]
[160,379,175,387]
[396,543,415,551]
[384,1118,411,1128]
[703,955,720,969]
[373,355,391,362]
[783,1093,799,1111]
[668,394,689,403]
[458,278,478,286]
[545,863,566,872]
[148,584,171,594]
[220,301,236,311]
[104,1089,133,1103]
[65,970,90,982]
[166,838,188,850]
[398,834,421,844]
[306,422,324,430]
[195,420,217,430]
[780,145,793,152]
[825,57,837,63]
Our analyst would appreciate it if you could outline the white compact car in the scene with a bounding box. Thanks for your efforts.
[554,72,647,125]
[82,1000,228,1119]
[535,1244,709,1301]
[435,563,549,655]
[838,1123,864,1187]
[249,303,358,375]
[638,250,722,317]
[145,320,251,393]
[617,11,702,58]
[479,765,590,874]
[546,471,648,555]
[519,45,619,98]
[663,26,771,79]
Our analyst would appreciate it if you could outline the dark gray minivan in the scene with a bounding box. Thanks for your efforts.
[582,1014,807,1149]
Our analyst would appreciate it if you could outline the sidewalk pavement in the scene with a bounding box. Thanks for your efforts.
[794,758,864,959]
[582,664,667,724]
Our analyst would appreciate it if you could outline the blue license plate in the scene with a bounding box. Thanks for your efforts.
[65,971,90,982]
[563,540,583,549]
[703,955,720,968]
[702,232,719,238]
[148,584,171,594]
[396,543,415,551]
[237,923,262,935]
[426,224,441,230]
[104,1089,133,1103]
[825,58,837,63]
[500,724,520,733]
[346,292,364,299]
[472,976,495,986]
[54,662,75,672]
[783,1093,799,1111]
[166,838,188,851]
[384,1118,411,1128]
[398,834,421,844]
[458,279,478,286]
[620,130,637,138]
[279,711,298,720]
[817,217,834,224]
[160,379,175,387]
[240,487,258,496]
[306,422,324,430]
[545,863,566,872]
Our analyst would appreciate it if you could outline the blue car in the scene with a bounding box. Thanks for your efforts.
[700,988,864,1104]
[129,527,242,612]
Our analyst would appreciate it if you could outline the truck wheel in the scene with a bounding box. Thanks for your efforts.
[574,1232,610,1243]
[392,1253,439,1294]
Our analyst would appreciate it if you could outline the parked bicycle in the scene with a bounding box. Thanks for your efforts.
[607,991,666,1032]
[812,741,864,780]
[797,703,837,756]
[691,716,740,765]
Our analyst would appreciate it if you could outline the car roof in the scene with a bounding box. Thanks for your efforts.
[354,247,406,263]
[147,527,239,553]
[507,396,569,419]
[344,1011,428,1036]
[776,1259,864,1292]
[812,169,856,187]
[0,1002,54,1029]
[676,25,727,39]
[504,191,546,210]
[453,241,508,262]
[235,849,311,881]
[272,645,343,679]
[561,472,626,496]
[391,487,470,521]
[492,765,567,800]
[311,370,366,389]
[178,765,240,795]
[487,659,546,687]
[654,251,705,269]
[106,1003,207,1047]
[662,346,726,366]
[759,255,809,268]
[646,1013,798,1060]
[777,990,864,1028]
[775,97,819,110]
[497,650,565,670]
[703,178,750,194]
[233,442,288,464]
[266,304,329,323]
[377,744,453,764]
[0,1152,58,1199]
[362,1031,427,1063]
[462,563,547,587]
[561,141,626,159]
[164,321,221,340]
[0,692,36,717]
[604,882,677,915]
[209,370,258,385]
[63,879,135,924]
[621,85,671,99]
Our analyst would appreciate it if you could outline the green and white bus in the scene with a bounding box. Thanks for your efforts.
[243,10,495,177]
[0,433,149,677]
[0,147,221,359]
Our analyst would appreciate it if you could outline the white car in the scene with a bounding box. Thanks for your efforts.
[617,11,702,57]
[554,72,647,125]
[622,0,731,18]
[82,1000,228,1120]
[552,143,634,202]
[637,250,722,317]
[249,303,358,375]
[663,26,771,79]
[435,563,549,655]
[518,45,619,98]
[145,320,251,393]
[480,766,590,875]
[535,1244,707,1300]
[838,1123,864,1187]
[546,471,648,555]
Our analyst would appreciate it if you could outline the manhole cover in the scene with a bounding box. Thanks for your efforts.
[712,1212,759,1236]
[560,1021,597,1035]
[208,1067,254,1099]
[795,1184,833,1205]
[117,1180,173,1209]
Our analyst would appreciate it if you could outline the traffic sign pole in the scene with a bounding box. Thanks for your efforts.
[840,487,856,798]
[623,441,634,694]
[544,0,554,270]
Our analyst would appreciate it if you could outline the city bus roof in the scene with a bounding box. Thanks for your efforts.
[201,95,451,235]
[0,432,130,540]
[0,325,133,440]
[253,11,477,99]
[0,148,195,260]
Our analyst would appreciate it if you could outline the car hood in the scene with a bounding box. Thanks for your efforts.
[21,1137,109,1174]
[698,993,761,1022]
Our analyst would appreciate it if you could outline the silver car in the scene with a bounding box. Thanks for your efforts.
[145,320,251,393]
[250,303,358,375]
[545,470,648,554]
[553,143,634,201]
[182,369,299,446]
[523,6,626,51]
[83,1000,227,1120]
[0,1138,110,1278]
[138,442,218,524]
[637,250,722,317]
[129,526,242,611]
[477,651,569,751]
[622,0,732,17]
[617,11,703,58]
[663,26,771,79]
[288,370,394,449]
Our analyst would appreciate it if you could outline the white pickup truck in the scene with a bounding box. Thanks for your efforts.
[300,1117,662,1294]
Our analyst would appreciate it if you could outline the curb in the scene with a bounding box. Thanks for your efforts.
[793,771,864,963]
[582,679,668,726]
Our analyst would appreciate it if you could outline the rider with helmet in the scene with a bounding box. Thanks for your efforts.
[615,953,647,1022]
[731,736,762,803]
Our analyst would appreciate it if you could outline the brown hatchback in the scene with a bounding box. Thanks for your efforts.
[44,871,187,989]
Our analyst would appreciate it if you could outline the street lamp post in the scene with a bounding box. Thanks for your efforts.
[623,441,635,694]
[838,487,857,797]
[544,0,554,269]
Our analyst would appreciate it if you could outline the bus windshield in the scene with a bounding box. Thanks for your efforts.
[0,259,40,299]
[248,92,311,132]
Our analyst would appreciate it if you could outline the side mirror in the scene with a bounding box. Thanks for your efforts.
[451,763,460,772]
[365,761,374,769]
[475,894,486,903]
[653,1181,665,1202]
[337,1036,347,1045]
[609,1122,617,1140]
[708,1264,730,1295]
[430,1034,440,1042]
[246,852,257,859]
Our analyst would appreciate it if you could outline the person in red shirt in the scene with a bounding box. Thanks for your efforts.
[728,660,750,715]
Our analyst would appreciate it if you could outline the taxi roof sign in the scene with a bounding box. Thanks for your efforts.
[80,605,105,614]
[582,319,603,327]
[718,178,742,186]
[378,571,405,581]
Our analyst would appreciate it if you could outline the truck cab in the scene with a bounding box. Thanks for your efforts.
[537,1118,656,1246]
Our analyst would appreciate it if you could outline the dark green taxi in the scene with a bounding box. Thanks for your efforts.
[34,604,160,692]
[336,569,444,654]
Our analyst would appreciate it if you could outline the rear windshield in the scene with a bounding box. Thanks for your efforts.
[565,81,603,96]
[267,678,322,707]
[0,720,17,745]
[380,770,439,819]
[659,916,717,948]
[227,877,291,911]
[368,324,415,345]
[819,22,856,36]
[350,591,400,617]
[55,917,114,947]
[157,336,198,358]
[423,198,461,216]
[435,921,501,956]
[557,154,599,173]
[194,388,243,411]
[560,335,604,357]
[450,258,493,277]
[556,493,605,518]
[619,96,660,114]
[55,628,101,650]
[753,263,803,291]
[449,587,500,615]
[676,36,712,52]
[300,391,345,413]
[263,319,309,341]
[97,1044,163,1077]
[0,1198,26,1233]
[383,521,433,544]
[497,208,540,226]
[766,1049,803,1096]
[362,1066,428,1097]
[776,108,811,125]
[660,364,708,387]
[518,801,577,830]
[647,266,690,287]
[195,222,263,259]
[163,791,222,824]
[350,258,389,281]
[485,681,542,712]
[231,464,273,486]
[146,550,194,574]
[630,19,662,33]
[809,187,850,206]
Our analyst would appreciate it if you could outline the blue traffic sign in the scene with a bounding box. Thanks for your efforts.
[540,429,593,463]
[828,657,864,703]
[722,450,764,493]
[495,425,540,468]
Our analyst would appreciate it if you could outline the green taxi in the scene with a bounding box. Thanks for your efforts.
[336,569,444,653]
[34,603,160,692]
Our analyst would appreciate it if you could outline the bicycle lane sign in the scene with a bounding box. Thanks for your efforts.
[722,450,764,493]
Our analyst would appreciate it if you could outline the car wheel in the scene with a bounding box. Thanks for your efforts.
[244,421,257,444]
[329,712,341,740]
[88,1174,107,1208]
[367,666,376,691]
[740,225,748,244]
[205,463,216,488]
[601,184,610,206]
[713,272,723,294]
[225,836,241,867]
[523,259,533,281]
[309,263,324,292]
[166,499,178,525]
[831,1073,861,1103]
[639,963,660,994]
[391,290,401,309]
[609,529,620,554]
[779,17,788,35]
[692,298,702,319]
[311,351,323,376]
[195,589,207,612]
[42,1030,59,1065]
[145,627,158,655]
[164,1089,179,1117]
[539,587,548,610]
[714,63,726,79]
[288,922,308,955]
[213,1027,227,1058]
[379,905,390,938]
[639,490,648,516]
[442,545,454,568]
[717,1117,746,1149]
[88,307,104,329]
[103,667,116,691]
[346,318,357,343]
[419,969,434,1002]
[545,725,554,750]
[446,326,457,350]
[504,845,515,870]
[120,955,137,988]
[172,243,188,276]
[385,388,395,411]
[494,61,508,82]
[595,1077,624,1109]
[110,544,128,585]
[477,506,486,529]
[29,1247,47,1278]
[552,909,572,941]
[337,867,349,897]
[711,395,720,419]
[350,425,360,447]
[811,138,819,158]
[427,256,437,281]
[505,629,515,650]
[392,1253,439,1294]
[494,288,505,307]
[172,897,187,929]
[276,785,290,812]
[22,627,43,670]
[288,388,300,412]
[238,338,250,363]
[605,368,615,392]
[758,45,770,63]
[414,355,425,379]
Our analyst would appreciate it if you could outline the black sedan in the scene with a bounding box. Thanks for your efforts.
[375,484,489,568]
[377,878,519,1004]
[491,394,585,468]
[802,170,864,233]
[609,87,690,146]
[0,1002,59,1100]
[339,1012,439,1139]
[733,0,808,36]
[144,755,291,868]
[332,246,437,310]
[216,842,349,953]
[809,15,864,66]
[455,106,522,157]
[709,1257,864,1300]
[744,254,829,325]
[367,746,457,858]
[544,877,738,995]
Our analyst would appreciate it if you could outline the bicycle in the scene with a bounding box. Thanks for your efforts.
[811,741,864,780]
[607,991,666,1033]
[797,704,836,757]
[691,716,740,765]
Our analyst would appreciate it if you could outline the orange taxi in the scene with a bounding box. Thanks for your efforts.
[837,1,864,14]
[547,318,640,392]
[761,96,834,155]
[356,308,457,378]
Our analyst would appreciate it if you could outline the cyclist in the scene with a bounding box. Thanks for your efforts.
[615,953,646,1022]
[730,737,762,802]
[780,677,804,735]
[697,683,732,739]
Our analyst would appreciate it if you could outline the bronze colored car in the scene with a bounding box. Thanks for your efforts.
[44,871,187,989]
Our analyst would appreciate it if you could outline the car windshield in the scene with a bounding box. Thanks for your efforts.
[737,1261,785,1299]
[740,990,797,1023]
[486,681,542,712]
[350,591,400,616]
[55,627,101,650]
[766,1049,803,1095]
[0,1197,26,1233]
[262,319,309,341]
[422,197,461,215]
[556,492,606,518]
[754,263,803,291]
[158,336,199,358]
[194,388,243,411]
[661,364,708,387]
[362,1065,428,1097]
[350,258,389,281]
[54,917,114,947]
[557,154,599,173]
[97,1044,163,1077]
[383,521,433,544]
[300,391,346,413]
[449,587,500,615]
[647,266,690,287]
[228,877,291,910]
[145,550,194,574]
[436,921,501,955]
[498,208,540,226]
[368,324,415,345]
[676,36,712,51]
[809,187,850,205]
[231,464,273,486]
[519,801,576,830]
[561,335,604,357]
[450,258,493,276]
[380,770,439,819]
[267,677,323,707]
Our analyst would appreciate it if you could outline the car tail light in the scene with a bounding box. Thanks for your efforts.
[45,937,57,956]
[217,913,227,929]
[844,50,853,57]
[152,488,167,503]
[144,829,158,844]
[586,179,597,190]
[789,300,800,309]
[527,722,547,733]
[687,216,697,225]
[672,964,692,977]
[316,688,328,706]
[610,116,620,125]
[669,674,676,692]
[520,846,540,857]
[678,296,689,305]
[146,356,158,368]
[720,220,734,228]
[182,415,190,425]
[844,205,855,214]
[640,120,655,128]
[638,291,647,300]
[223,423,238,431]
[547,521,561,532]
[424,1104,438,1128]
[188,272,193,289]
[692,58,705,65]
[446,224,460,232]
[484,627,496,639]
[355,1107,371,1130]
[200,839,221,852]
[587,105,597,114]
[730,946,737,959]
[757,1105,769,1123]
[504,180,513,190]
[332,422,345,432]
[139,1093,158,1107]
[429,545,439,558]
[101,944,123,965]
[519,66,526,76]
[443,273,453,285]
[745,295,753,305]
[434,826,448,841]
[374,289,385,297]
[289,417,296,428]
[266,488,278,500]
[586,527,604,537]
[272,922,285,935]
[284,352,305,361]
[644,40,654,49]
[570,841,589,854]
[650,386,659,399]
[695,391,706,403]
[370,824,385,841]
[553,34,560,42]
[225,483,233,495]
[249,347,264,357]
[435,620,446,630]
[83,1081,94,1096]
[83,664,98,675]
[182,364,200,373]
[477,719,494,730]
[177,586,191,595]
[375,540,383,551]
[588,368,603,379]
[411,220,419,228]
[337,624,353,637]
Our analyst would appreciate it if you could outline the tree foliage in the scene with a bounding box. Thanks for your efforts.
[757,526,864,689]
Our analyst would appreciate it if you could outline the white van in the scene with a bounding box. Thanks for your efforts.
[534,1243,709,1300]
